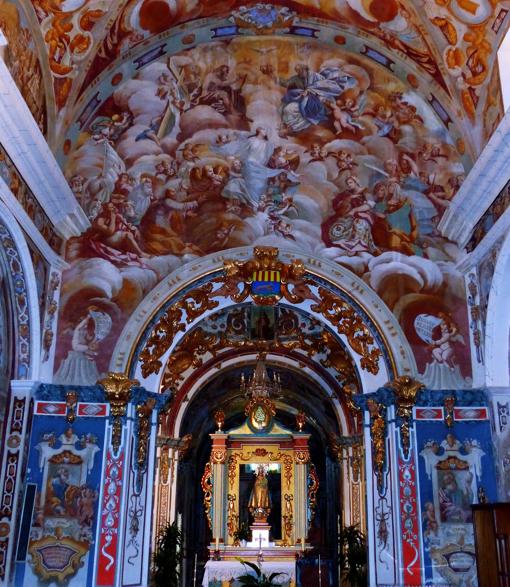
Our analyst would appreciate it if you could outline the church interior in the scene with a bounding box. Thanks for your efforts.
[1,1,510,585]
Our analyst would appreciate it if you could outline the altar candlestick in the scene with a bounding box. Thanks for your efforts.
[318,554,322,587]
[193,553,197,587]
[215,537,219,550]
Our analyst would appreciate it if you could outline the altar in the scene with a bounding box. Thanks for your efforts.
[202,560,295,586]
[201,358,317,587]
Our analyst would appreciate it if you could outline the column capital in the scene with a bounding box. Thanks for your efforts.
[9,379,39,397]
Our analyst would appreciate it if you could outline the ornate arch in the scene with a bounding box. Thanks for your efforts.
[0,200,40,381]
[110,246,417,394]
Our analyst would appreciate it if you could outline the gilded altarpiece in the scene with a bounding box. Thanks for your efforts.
[203,395,315,585]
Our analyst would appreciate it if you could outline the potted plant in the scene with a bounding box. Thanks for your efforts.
[338,524,367,587]
[234,522,252,546]
[152,521,183,587]
[237,560,286,586]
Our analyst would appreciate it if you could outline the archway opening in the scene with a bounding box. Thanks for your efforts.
[173,358,358,585]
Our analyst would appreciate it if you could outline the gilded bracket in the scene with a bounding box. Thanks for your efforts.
[201,462,213,530]
[282,494,294,546]
[367,399,387,495]
[227,494,239,538]
[307,465,319,526]
[387,376,424,460]
[99,372,139,455]
[444,395,455,428]
[136,398,156,471]
[65,390,77,424]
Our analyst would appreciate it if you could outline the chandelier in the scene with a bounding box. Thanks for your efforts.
[241,358,281,400]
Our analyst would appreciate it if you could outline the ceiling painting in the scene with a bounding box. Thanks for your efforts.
[0,0,49,135]
[421,0,510,144]
[30,0,112,110]
[0,0,505,151]
[79,0,450,99]
[55,36,471,390]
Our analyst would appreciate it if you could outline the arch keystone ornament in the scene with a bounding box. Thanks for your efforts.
[217,247,382,374]
[218,246,308,306]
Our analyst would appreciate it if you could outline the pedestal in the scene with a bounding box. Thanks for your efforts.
[248,524,270,547]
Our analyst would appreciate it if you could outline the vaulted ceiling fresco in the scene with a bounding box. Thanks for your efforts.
[1,0,509,391]
[2,0,509,149]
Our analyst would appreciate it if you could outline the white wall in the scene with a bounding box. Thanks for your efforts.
[498,30,510,111]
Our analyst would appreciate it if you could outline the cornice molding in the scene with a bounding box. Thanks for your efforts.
[0,178,68,270]
[0,58,89,239]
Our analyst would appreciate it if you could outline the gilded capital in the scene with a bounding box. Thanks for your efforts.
[295,449,310,464]
[388,376,424,408]
[211,448,227,464]
[387,376,424,460]
[99,372,139,454]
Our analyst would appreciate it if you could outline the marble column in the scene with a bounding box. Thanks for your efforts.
[210,434,228,547]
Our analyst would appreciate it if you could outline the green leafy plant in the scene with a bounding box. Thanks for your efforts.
[152,521,183,587]
[237,560,286,586]
[338,525,367,587]
[234,522,252,544]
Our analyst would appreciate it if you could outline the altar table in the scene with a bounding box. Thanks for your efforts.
[202,560,295,586]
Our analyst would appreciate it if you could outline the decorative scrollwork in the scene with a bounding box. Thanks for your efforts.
[227,494,239,539]
[228,454,239,490]
[99,372,139,455]
[307,464,319,526]
[329,434,363,482]
[139,283,219,377]
[342,382,361,413]
[161,328,219,391]
[159,446,170,484]
[201,462,213,530]
[387,376,424,460]
[160,317,358,394]
[136,398,156,471]
[367,399,387,495]
[310,286,381,374]
[282,494,294,546]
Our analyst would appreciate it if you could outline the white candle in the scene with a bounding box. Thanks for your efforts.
[301,537,304,552]
[215,537,219,550]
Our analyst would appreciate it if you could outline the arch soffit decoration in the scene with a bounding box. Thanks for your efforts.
[158,301,362,391]
[169,350,353,440]
[157,302,362,436]
[0,200,41,381]
[110,246,418,397]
